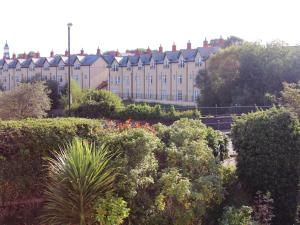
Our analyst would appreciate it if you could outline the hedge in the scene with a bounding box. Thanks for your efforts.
[231,107,300,225]
[0,118,105,205]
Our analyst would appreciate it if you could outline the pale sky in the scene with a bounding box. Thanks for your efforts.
[0,0,299,57]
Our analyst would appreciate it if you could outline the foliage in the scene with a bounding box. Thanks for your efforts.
[197,42,300,106]
[0,118,104,205]
[252,191,274,225]
[95,195,130,225]
[224,36,244,48]
[45,80,61,110]
[0,81,51,119]
[279,81,300,118]
[70,89,124,118]
[41,138,116,225]
[60,79,86,109]
[232,107,300,225]
[218,206,253,225]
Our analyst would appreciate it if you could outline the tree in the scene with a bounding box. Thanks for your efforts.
[196,42,300,107]
[41,138,116,225]
[279,82,300,118]
[0,81,51,120]
[224,36,244,48]
[60,79,86,109]
[232,107,300,225]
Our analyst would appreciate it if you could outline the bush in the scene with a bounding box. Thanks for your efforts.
[0,118,104,205]
[219,206,253,225]
[232,107,300,225]
[70,89,124,118]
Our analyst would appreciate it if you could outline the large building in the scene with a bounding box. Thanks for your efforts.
[0,38,222,105]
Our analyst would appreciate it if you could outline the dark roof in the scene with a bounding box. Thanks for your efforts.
[49,55,62,66]
[118,56,129,67]
[8,59,18,68]
[181,49,197,61]
[139,54,151,65]
[35,57,47,67]
[21,58,33,68]
[152,52,165,64]
[102,54,115,66]
[165,51,181,62]
[129,55,139,65]
[80,55,100,66]
[0,59,5,67]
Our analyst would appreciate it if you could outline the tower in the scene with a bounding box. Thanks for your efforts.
[3,41,10,59]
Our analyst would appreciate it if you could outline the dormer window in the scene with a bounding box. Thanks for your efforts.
[58,64,64,70]
[138,62,143,70]
[112,64,119,71]
[163,60,169,69]
[150,60,155,69]
[195,58,203,67]
[179,59,185,68]
[44,63,50,70]
[127,62,132,71]
[29,64,35,71]
[3,65,8,72]
[74,64,80,70]
[16,66,21,71]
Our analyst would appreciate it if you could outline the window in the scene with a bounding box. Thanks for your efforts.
[178,75,183,84]
[147,90,152,99]
[195,58,202,67]
[124,88,130,99]
[163,60,169,68]
[73,75,79,81]
[15,75,20,82]
[150,60,155,69]
[117,76,121,84]
[84,74,88,79]
[58,65,64,70]
[161,90,168,100]
[148,75,153,84]
[127,63,131,71]
[177,90,183,101]
[29,64,35,71]
[58,75,63,82]
[44,63,50,70]
[138,63,143,70]
[16,67,21,71]
[124,75,129,86]
[194,90,200,102]
[162,75,167,85]
[112,64,119,71]
[74,64,80,70]
[179,59,185,68]
[3,65,8,72]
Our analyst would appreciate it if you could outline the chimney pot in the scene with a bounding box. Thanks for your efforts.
[97,47,101,55]
[80,48,84,56]
[187,40,192,50]
[50,50,54,57]
[159,44,163,53]
[172,42,176,52]
[12,53,16,59]
[65,50,68,56]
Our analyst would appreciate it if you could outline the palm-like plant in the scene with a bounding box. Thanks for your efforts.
[40,138,116,225]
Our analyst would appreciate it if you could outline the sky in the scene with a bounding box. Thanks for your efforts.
[0,0,300,57]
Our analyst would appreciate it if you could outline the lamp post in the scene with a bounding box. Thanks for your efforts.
[67,23,72,114]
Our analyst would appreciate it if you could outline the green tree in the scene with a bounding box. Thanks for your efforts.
[0,81,51,119]
[197,42,300,106]
[41,138,116,225]
[279,82,300,118]
[232,107,300,225]
[219,206,253,225]
[60,79,86,109]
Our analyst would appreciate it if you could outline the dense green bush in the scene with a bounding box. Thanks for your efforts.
[232,107,300,225]
[218,206,253,225]
[70,89,124,118]
[0,118,104,205]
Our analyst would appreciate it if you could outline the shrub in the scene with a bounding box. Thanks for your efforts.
[95,195,130,225]
[218,206,253,225]
[0,81,51,120]
[232,107,300,225]
[41,139,116,225]
[0,118,104,204]
[70,89,124,118]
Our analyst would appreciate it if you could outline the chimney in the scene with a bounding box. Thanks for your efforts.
[23,52,27,59]
[116,50,120,57]
[203,37,208,48]
[65,50,68,56]
[159,44,163,53]
[36,52,40,58]
[219,35,225,47]
[187,40,192,50]
[50,50,54,57]
[147,46,151,54]
[172,42,176,52]
[97,47,101,55]
[12,53,16,59]
[80,48,84,56]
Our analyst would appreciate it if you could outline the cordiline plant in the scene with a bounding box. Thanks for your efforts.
[40,138,117,225]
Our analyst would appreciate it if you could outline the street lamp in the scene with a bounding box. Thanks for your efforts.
[67,22,72,115]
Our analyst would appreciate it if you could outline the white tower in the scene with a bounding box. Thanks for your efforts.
[3,41,10,59]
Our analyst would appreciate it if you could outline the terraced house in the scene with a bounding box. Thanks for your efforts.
[108,40,220,105]
[0,44,110,91]
[0,38,221,105]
